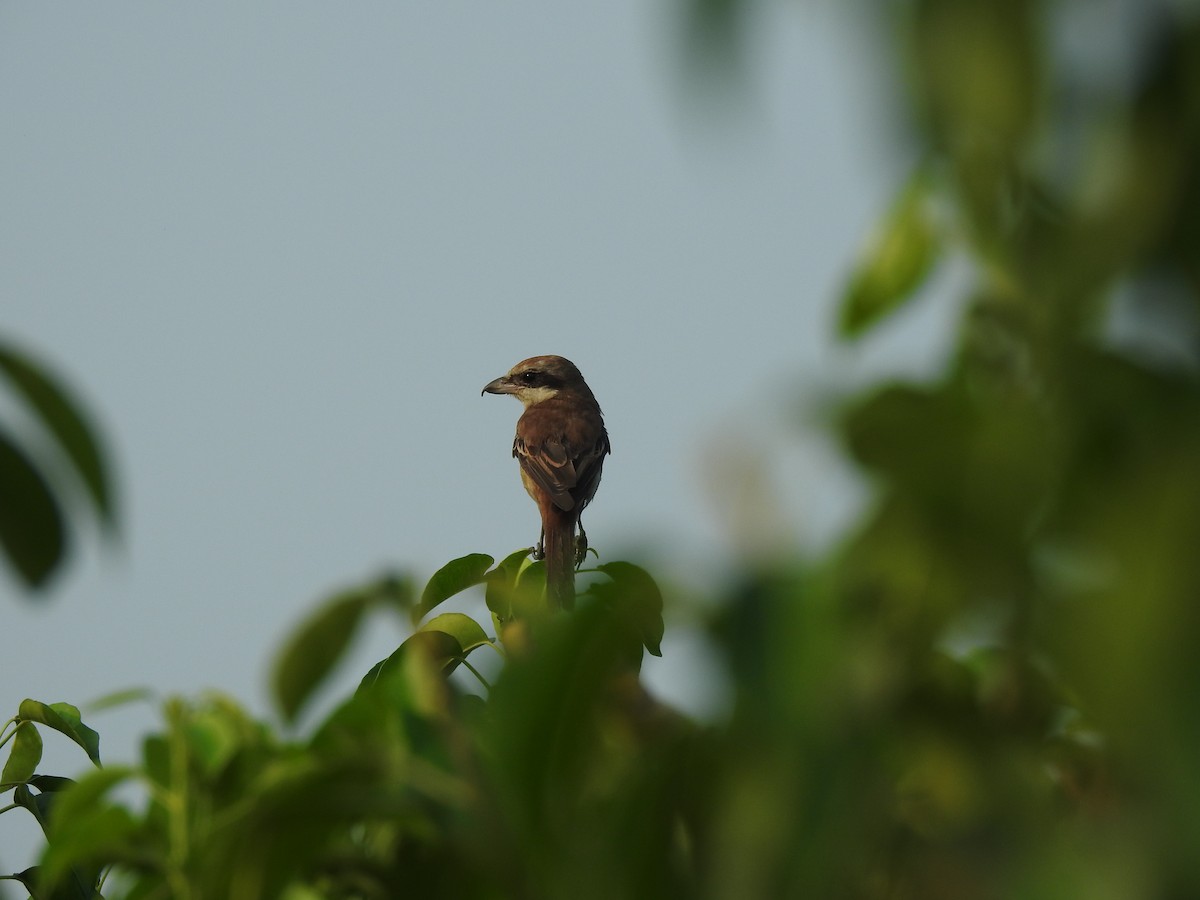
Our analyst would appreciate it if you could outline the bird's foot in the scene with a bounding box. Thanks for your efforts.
[574,526,589,568]
[533,539,545,561]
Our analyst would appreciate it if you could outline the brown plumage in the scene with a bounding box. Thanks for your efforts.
[483,356,610,609]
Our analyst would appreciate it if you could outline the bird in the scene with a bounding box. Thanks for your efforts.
[482,355,610,609]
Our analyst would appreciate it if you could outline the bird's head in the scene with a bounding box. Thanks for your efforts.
[482,355,593,408]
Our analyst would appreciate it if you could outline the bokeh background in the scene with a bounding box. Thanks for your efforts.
[1,0,945,818]
[11,1,1200,895]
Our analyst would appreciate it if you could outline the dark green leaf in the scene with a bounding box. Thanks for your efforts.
[272,588,372,723]
[372,572,416,616]
[839,170,942,339]
[0,428,66,589]
[29,774,76,792]
[141,735,169,789]
[590,562,666,657]
[1,722,43,784]
[2,869,45,900]
[682,0,746,88]
[17,700,101,765]
[413,553,494,624]
[6,864,102,900]
[0,340,114,528]
[14,776,75,837]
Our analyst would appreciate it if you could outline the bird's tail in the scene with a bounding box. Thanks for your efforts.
[541,504,577,610]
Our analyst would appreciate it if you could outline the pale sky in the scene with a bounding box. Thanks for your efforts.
[1,1,954,871]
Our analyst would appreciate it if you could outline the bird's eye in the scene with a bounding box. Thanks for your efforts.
[520,371,540,384]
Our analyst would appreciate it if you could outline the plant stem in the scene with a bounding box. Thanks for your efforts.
[459,658,492,692]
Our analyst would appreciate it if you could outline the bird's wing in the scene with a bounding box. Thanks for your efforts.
[571,429,610,513]
[513,435,580,511]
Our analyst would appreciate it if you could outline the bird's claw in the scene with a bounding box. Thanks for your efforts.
[574,526,588,568]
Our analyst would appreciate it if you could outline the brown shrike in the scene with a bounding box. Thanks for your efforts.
[483,356,610,609]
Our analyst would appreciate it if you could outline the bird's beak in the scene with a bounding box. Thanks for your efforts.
[482,375,516,396]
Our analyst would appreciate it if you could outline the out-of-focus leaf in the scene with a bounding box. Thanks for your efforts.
[1,722,43,784]
[141,734,169,790]
[843,382,1050,518]
[0,428,66,589]
[483,598,668,857]
[43,766,136,834]
[908,0,1044,262]
[186,709,242,780]
[160,694,272,793]
[589,562,666,657]
[18,701,100,765]
[911,0,1041,151]
[84,686,155,713]
[0,339,114,528]
[682,0,746,88]
[272,588,372,724]
[373,572,415,617]
[41,768,138,894]
[413,553,494,624]
[840,170,942,338]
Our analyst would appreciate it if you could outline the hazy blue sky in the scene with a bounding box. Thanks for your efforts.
[1,2,953,867]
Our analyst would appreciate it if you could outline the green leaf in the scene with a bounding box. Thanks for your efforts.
[373,572,416,616]
[1,722,43,785]
[359,630,464,691]
[17,700,101,765]
[839,169,942,339]
[30,773,77,792]
[358,614,492,691]
[40,768,139,893]
[84,686,155,713]
[272,588,372,723]
[141,734,169,789]
[186,710,243,780]
[484,549,532,600]
[44,766,136,834]
[485,548,536,621]
[413,553,494,624]
[0,427,66,589]
[13,776,75,837]
[1,869,49,900]
[515,558,546,603]
[912,0,1040,156]
[418,612,491,656]
[0,339,114,528]
[590,562,666,657]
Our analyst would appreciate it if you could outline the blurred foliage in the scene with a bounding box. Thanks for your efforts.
[0,338,114,593]
[0,558,670,900]
[6,0,1200,896]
